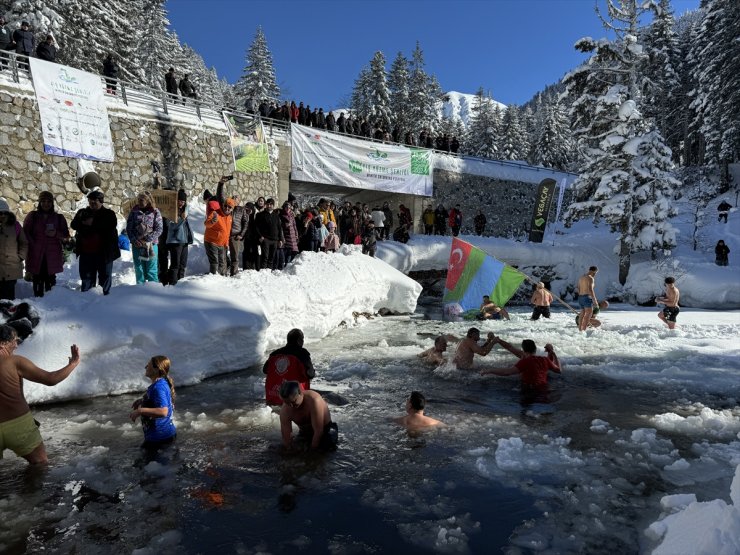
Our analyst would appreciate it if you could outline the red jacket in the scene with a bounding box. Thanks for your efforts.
[263,344,314,405]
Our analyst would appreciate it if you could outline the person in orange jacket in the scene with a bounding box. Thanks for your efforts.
[204,177,234,275]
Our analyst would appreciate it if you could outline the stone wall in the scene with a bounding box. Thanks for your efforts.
[432,169,562,238]
[0,86,279,223]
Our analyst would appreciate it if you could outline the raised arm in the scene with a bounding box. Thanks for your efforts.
[495,336,524,359]
[16,345,80,386]
[545,344,561,374]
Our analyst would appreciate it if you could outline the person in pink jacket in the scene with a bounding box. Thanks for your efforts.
[323,222,340,252]
[22,192,70,298]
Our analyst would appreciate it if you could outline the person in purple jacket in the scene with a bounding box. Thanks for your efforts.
[23,191,70,297]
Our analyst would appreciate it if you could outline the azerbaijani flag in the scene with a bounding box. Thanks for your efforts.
[443,238,526,315]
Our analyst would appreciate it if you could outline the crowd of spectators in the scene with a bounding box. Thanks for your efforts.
[252,100,460,154]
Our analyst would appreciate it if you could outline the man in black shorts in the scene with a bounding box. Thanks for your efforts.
[657,277,680,330]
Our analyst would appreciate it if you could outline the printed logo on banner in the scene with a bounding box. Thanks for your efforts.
[58,68,77,83]
[410,150,430,175]
[367,149,388,161]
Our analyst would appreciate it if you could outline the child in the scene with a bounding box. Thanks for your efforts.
[130,355,177,453]
[323,221,340,252]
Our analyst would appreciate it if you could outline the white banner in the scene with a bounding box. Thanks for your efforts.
[30,58,114,162]
[554,177,568,223]
[291,123,433,196]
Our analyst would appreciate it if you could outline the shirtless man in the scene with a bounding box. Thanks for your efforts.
[576,266,598,332]
[417,335,457,366]
[530,282,553,320]
[279,381,338,452]
[656,276,680,330]
[480,336,561,389]
[453,327,496,370]
[478,295,510,321]
[0,325,80,464]
[395,391,443,431]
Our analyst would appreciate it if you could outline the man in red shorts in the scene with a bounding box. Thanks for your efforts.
[479,335,561,389]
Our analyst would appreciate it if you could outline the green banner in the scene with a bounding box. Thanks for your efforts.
[224,113,271,173]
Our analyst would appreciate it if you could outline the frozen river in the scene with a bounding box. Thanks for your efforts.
[1,300,739,554]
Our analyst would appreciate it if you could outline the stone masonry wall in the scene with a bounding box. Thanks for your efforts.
[0,87,278,224]
[432,169,562,238]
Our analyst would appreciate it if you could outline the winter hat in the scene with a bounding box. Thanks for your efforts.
[327,221,336,230]
[288,192,296,203]
[177,189,187,201]
[0,199,10,212]
[225,198,237,208]
[87,190,104,202]
[38,191,54,202]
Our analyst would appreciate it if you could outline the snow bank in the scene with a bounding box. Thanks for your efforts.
[646,465,740,555]
[18,248,421,404]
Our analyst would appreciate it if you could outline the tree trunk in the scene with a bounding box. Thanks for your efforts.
[619,232,631,286]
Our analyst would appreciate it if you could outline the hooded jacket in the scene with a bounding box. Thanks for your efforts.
[0,212,28,281]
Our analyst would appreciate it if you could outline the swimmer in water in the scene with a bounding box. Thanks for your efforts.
[395,391,443,430]
[417,334,457,366]
[453,328,496,370]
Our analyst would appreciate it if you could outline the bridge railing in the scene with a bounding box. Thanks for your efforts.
[0,51,576,179]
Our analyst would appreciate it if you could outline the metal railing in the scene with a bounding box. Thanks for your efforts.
[0,50,577,179]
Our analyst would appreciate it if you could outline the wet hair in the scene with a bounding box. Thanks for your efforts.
[286,328,304,347]
[589,266,598,272]
[150,355,175,400]
[434,336,447,349]
[665,276,675,285]
[536,282,545,289]
[521,339,537,354]
[279,380,301,400]
[466,327,480,339]
[0,324,18,344]
[409,391,426,411]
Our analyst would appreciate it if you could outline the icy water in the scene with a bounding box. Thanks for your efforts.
[1,300,739,554]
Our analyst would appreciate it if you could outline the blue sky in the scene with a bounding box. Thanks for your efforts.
[167,0,700,109]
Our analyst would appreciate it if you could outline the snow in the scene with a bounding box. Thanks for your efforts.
[14,199,421,404]
[646,465,740,555]
[433,151,576,186]
[442,90,506,127]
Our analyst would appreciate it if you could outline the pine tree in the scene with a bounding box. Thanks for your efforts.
[235,27,280,110]
[464,87,500,159]
[366,51,392,131]
[351,65,372,121]
[533,101,573,170]
[407,42,442,136]
[641,0,681,161]
[563,0,678,285]
[388,52,412,139]
[499,105,529,161]
[133,0,179,89]
[438,115,466,149]
[688,0,740,167]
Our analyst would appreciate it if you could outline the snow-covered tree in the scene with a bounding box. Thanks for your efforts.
[499,105,530,161]
[407,42,442,136]
[133,0,180,89]
[687,0,740,167]
[234,27,280,110]
[438,114,466,147]
[641,0,681,161]
[388,52,412,138]
[365,51,392,131]
[351,65,372,121]
[563,0,679,284]
[532,101,573,170]
[464,87,501,159]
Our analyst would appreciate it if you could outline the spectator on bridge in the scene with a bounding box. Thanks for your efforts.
[35,34,56,62]
[297,102,307,125]
[289,101,298,123]
[102,53,119,95]
[337,112,347,134]
[12,21,34,69]
[0,17,13,55]
[326,112,336,131]
[434,204,448,236]
[450,136,460,153]
[280,101,290,122]
[165,68,179,102]
[179,74,197,102]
